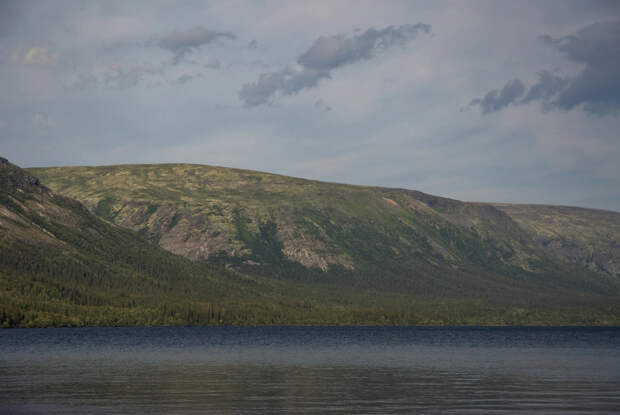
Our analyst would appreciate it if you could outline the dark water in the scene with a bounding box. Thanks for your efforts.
[1,326,619,414]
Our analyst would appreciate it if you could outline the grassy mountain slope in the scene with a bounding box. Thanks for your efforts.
[12,157,620,326]
[1,157,287,327]
[23,163,620,325]
[5,157,441,327]
[29,164,620,275]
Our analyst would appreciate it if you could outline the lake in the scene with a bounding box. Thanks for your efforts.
[1,326,619,414]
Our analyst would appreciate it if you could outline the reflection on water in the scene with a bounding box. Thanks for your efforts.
[1,326,619,414]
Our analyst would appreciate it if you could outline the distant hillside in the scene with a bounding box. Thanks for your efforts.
[494,204,620,278]
[2,158,619,326]
[30,163,620,280]
[11,161,618,326]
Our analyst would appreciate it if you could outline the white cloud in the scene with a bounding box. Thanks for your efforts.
[11,47,58,66]
[32,113,55,130]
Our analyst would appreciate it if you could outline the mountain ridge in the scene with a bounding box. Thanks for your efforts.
[28,162,620,280]
[3,157,620,327]
[26,161,620,213]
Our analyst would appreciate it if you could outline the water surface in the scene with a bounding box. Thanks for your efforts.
[1,326,619,414]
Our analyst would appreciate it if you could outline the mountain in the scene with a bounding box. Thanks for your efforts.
[3,157,410,327]
[1,158,619,326]
[12,161,618,326]
[29,163,620,278]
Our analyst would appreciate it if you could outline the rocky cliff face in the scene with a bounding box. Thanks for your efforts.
[0,158,89,245]
[495,204,620,278]
[1,157,41,189]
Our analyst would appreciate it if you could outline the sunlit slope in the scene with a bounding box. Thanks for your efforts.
[29,164,620,298]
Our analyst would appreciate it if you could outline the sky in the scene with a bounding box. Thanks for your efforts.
[1,1,619,211]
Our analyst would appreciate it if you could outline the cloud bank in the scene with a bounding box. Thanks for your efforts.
[471,20,620,116]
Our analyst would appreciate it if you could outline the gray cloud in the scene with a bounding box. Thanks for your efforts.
[239,24,431,107]
[542,21,620,115]
[538,21,619,66]
[314,99,332,112]
[103,63,163,89]
[297,24,430,71]
[204,57,221,70]
[61,26,231,90]
[157,26,236,64]
[63,62,163,90]
[174,73,204,84]
[522,70,568,106]
[472,20,620,116]
[239,68,330,107]
[470,79,525,114]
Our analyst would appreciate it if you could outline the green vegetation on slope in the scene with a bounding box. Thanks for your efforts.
[9,161,617,326]
[0,159,620,327]
[29,163,620,281]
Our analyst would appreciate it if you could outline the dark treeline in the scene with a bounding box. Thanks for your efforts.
[3,233,619,328]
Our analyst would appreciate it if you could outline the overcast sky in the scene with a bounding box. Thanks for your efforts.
[1,1,619,211]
